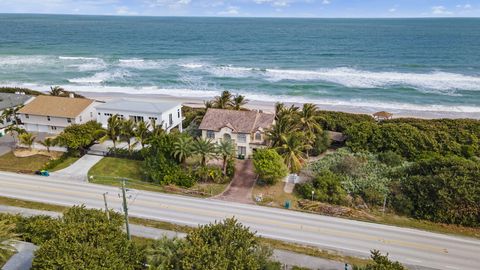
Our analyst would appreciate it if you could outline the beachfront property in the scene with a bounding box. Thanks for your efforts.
[95,98,183,132]
[0,92,34,134]
[199,108,275,158]
[17,95,97,134]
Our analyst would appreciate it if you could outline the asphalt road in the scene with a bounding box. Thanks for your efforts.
[0,171,479,270]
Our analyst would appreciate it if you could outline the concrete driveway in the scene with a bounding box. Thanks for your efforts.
[50,154,103,182]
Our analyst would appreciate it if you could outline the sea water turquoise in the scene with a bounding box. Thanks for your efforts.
[0,14,479,116]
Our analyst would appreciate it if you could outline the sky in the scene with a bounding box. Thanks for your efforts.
[0,0,479,18]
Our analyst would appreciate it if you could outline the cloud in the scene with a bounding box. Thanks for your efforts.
[145,0,191,9]
[322,0,331,4]
[218,6,239,16]
[456,4,472,9]
[389,8,396,13]
[431,6,453,15]
[115,6,138,15]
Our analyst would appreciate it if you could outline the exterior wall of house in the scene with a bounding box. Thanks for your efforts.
[18,103,97,134]
[96,104,183,132]
[201,127,268,158]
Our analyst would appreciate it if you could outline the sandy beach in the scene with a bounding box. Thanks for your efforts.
[79,91,480,120]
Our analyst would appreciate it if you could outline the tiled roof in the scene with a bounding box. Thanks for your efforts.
[199,108,275,133]
[0,93,32,110]
[18,96,94,118]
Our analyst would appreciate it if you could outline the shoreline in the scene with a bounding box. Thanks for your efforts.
[78,91,480,120]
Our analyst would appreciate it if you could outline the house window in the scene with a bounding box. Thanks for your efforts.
[90,112,93,118]
[130,115,144,123]
[238,146,247,156]
[51,126,57,131]
[79,116,82,122]
[104,113,112,117]
[177,109,180,118]
[47,116,51,121]
[25,114,29,119]
[255,132,262,141]
[148,117,158,121]
[98,113,101,116]
[169,113,173,126]
[207,130,215,139]
[237,133,247,143]
[67,118,72,123]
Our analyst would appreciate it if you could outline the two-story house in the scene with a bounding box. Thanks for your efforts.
[18,95,97,134]
[199,108,275,158]
[95,98,183,132]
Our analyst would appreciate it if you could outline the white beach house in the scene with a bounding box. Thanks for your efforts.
[95,98,183,132]
[17,95,97,134]
[199,108,275,158]
[0,92,34,135]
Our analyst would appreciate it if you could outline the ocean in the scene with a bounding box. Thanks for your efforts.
[0,14,479,116]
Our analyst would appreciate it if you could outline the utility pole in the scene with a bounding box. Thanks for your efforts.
[121,179,131,240]
[102,192,110,221]
[382,195,387,216]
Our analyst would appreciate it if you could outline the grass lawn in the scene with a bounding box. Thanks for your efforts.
[252,180,299,209]
[252,181,480,239]
[0,152,51,173]
[49,156,80,172]
[88,157,227,198]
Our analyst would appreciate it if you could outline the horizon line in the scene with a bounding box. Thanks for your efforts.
[1,12,480,20]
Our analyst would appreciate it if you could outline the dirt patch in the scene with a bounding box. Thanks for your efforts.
[297,199,377,221]
[13,149,61,158]
[213,160,256,204]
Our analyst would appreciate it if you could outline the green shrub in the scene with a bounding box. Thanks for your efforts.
[295,170,347,205]
[195,165,228,184]
[253,149,289,185]
[32,206,145,270]
[377,151,404,167]
[353,250,406,270]
[310,149,397,206]
[396,156,480,227]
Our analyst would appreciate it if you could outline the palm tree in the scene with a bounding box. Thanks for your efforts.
[232,94,247,110]
[266,116,296,148]
[19,132,36,150]
[149,118,165,139]
[134,121,150,149]
[39,137,56,152]
[217,139,236,175]
[192,137,217,166]
[100,115,121,151]
[0,106,21,126]
[5,126,25,146]
[213,90,233,109]
[0,220,17,262]
[204,100,214,109]
[120,119,136,153]
[277,132,308,173]
[173,136,193,164]
[299,103,322,154]
[49,86,64,96]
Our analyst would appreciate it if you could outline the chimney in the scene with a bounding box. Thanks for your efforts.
[69,93,75,98]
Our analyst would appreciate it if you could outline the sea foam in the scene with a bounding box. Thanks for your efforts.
[205,65,480,92]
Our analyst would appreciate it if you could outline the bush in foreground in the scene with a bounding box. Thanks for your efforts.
[31,206,144,270]
[253,148,289,185]
[147,218,279,270]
